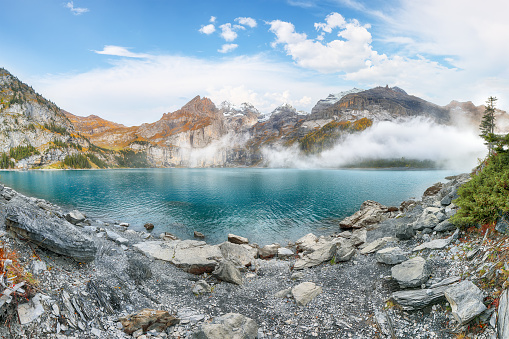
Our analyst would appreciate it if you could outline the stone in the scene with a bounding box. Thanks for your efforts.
[65,210,86,225]
[5,201,97,262]
[106,230,129,245]
[159,232,179,241]
[144,223,154,231]
[194,231,205,239]
[413,229,459,251]
[118,309,179,335]
[258,244,280,259]
[228,233,249,245]
[277,247,294,258]
[434,220,456,232]
[293,242,336,270]
[390,285,452,311]
[291,282,322,306]
[496,213,509,235]
[17,293,47,325]
[274,288,292,298]
[192,280,212,295]
[445,280,486,325]
[119,222,130,227]
[376,247,408,265]
[412,213,440,231]
[497,288,509,338]
[134,240,223,274]
[127,258,153,283]
[213,261,243,285]
[335,242,356,262]
[391,257,429,288]
[30,260,47,275]
[395,224,415,240]
[295,233,318,252]
[360,237,393,255]
[339,200,389,229]
[193,313,257,339]
[350,229,367,246]
[219,242,257,267]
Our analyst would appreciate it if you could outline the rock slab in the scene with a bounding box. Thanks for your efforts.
[339,200,389,229]
[293,242,336,270]
[213,261,243,285]
[497,288,509,338]
[391,257,429,288]
[118,309,179,335]
[292,282,322,306]
[444,280,486,325]
[193,313,258,339]
[376,247,407,265]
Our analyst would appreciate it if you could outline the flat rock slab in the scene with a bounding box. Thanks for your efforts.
[293,242,336,270]
[445,280,486,325]
[213,261,243,285]
[360,237,393,255]
[134,240,223,274]
[391,257,429,288]
[292,282,322,306]
[219,242,257,267]
[5,202,97,262]
[390,278,460,310]
[497,288,509,338]
[193,313,258,339]
[376,247,408,265]
[413,229,459,251]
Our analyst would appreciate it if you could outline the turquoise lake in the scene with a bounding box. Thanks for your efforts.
[0,168,459,245]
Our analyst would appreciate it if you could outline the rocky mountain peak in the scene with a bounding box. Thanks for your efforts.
[311,88,364,115]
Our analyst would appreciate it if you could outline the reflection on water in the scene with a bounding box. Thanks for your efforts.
[0,168,459,245]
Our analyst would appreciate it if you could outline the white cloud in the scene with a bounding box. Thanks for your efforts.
[314,12,345,33]
[219,23,238,42]
[218,44,238,54]
[235,17,257,28]
[93,45,150,58]
[210,16,216,23]
[199,24,216,35]
[64,1,89,15]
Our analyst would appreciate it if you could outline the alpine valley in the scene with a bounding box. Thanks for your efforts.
[0,68,506,169]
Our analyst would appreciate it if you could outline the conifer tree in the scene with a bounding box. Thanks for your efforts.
[480,96,498,155]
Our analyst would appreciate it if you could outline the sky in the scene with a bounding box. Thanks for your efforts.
[1,0,508,126]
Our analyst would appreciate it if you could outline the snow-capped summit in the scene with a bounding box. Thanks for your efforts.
[310,88,364,115]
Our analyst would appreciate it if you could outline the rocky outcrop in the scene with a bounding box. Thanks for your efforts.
[339,201,391,229]
[497,288,509,338]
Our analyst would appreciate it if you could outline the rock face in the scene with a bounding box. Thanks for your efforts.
[291,282,322,306]
[497,288,509,338]
[444,280,487,325]
[293,242,336,270]
[118,309,179,335]
[193,313,258,339]
[5,200,97,262]
[391,257,429,288]
[339,201,390,229]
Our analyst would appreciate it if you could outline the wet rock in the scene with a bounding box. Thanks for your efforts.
[295,233,318,252]
[159,232,179,241]
[445,280,486,325]
[5,201,97,262]
[194,231,205,239]
[228,233,249,245]
[413,229,459,251]
[119,222,130,227]
[192,280,212,295]
[360,237,393,255]
[293,242,336,270]
[339,200,389,229]
[219,242,257,267]
[395,224,415,240]
[213,260,243,285]
[423,182,443,196]
[144,223,154,231]
[118,309,179,335]
[291,282,322,306]
[193,313,257,339]
[497,288,509,338]
[376,247,408,265]
[391,257,429,288]
[65,210,86,225]
[258,244,280,259]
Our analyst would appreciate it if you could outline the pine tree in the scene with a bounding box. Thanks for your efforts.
[480,96,498,155]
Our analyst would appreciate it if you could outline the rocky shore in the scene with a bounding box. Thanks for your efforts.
[0,173,508,338]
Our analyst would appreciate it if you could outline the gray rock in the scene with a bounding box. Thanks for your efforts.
[390,285,451,310]
[413,213,439,231]
[391,257,429,288]
[339,200,389,229]
[213,261,243,285]
[413,229,459,251]
[395,224,415,240]
[258,244,280,259]
[228,233,248,245]
[17,293,47,325]
[277,247,294,258]
[127,257,152,283]
[445,280,486,325]
[194,231,205,238]
[350,229,367,246]
[291,282,322,306]
[496,214,509,235]
[376,247,408,265]
[293,242,336,270]
[5,201,97,262]
[335,240,356,262]
[193,313,257,339]
[219,242,257,267]
[360,237,393,255]
[65,210,86,225]
[274,288,292,298]
[497,288,509,338]
[295,233,318,252]
[434,220,456,232]
[30,260,47,275]
[192,280,212,295]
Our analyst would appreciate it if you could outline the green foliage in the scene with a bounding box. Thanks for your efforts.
[451,152,509,227]
[44,122,68,135]
[89,143,111,154]
[9,145,39,161]
[115,150,149,168]
[480,96,498,155]
[0,153,14,169]
[87,153,108,169]
[63,154,91,169]
[344,158,437,169]
[52,139,67,148]
[26,123,36,131]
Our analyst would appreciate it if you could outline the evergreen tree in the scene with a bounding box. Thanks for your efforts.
[480,96,498,155]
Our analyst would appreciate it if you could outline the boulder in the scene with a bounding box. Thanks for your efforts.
[434,220,456,232]
[228,234,249,245]
[445,280,486,325]
[376,247,408,265]
[413,213,440,231]
[350,229,367,246]
[360,237,393,255]
[258,244,280,259]
[194,231,205,239]
[391,257,429,288]
[192,280,212,295]
[496,213,509,235]
[118,309,179,335]
[497,288,509,338]
[159,232,179,241]
[5,202,97,262]
[293,242,336,270]
[193,313,257,339]
[133,240,223,274]
[395,224,415,240]
[144,223,154,231]
[334,239,356,262]
[277,247,294,259]
[213,261,243,285]
[295,233,318,252]
[413,229,459,251]
[291,282,322,306]
[106,230,129,245]
[339,200,389,229]
[65,210,86,225]
[390,285,452,311]
[219,242,257,267]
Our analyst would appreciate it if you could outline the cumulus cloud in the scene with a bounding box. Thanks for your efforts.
[64,1,89,15]
[218,44,238,54]
[209,16,216,23]
[235,17,257,28]
[314,12,346,33]
[93,45,150,58]
[219,23,238,42]
[199,24,216,35]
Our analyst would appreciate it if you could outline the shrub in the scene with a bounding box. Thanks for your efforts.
[9,145,39,161]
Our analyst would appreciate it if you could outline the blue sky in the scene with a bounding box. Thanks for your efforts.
[1,0,508,126]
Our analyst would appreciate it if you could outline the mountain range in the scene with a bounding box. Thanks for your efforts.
[0,68,505,169]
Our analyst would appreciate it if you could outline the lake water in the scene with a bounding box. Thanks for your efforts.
[0,168,459,245]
